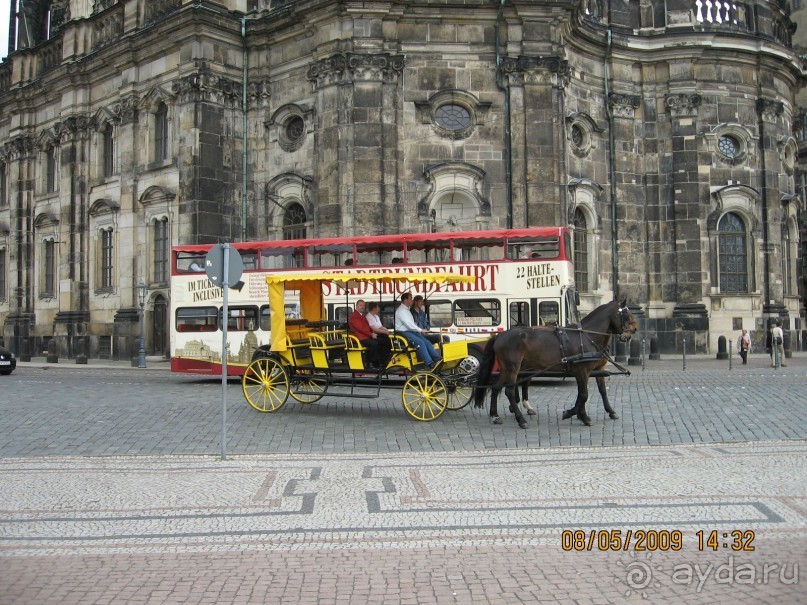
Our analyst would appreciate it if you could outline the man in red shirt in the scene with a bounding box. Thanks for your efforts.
[348,299,384,368]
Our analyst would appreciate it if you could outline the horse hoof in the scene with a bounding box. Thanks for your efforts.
[527,409,537,416]
[518,422,528,429]
[562,409,574,420]
[492,417,503,425]
[581,417,592,426]
[609,412,619,420]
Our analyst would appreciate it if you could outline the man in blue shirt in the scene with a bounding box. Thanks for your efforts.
[395,292,441,368]
[411,295,442,344]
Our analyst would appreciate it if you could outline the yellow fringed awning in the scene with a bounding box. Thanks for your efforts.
[266,271,476,352]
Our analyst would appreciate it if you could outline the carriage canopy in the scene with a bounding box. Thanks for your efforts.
[265,272,476,352]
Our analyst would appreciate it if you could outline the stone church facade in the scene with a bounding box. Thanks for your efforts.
[0,0,804,360]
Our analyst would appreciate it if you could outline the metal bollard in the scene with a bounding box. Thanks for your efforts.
[682,337,687,371]
[729,340,732,371]
[641,338,646,371]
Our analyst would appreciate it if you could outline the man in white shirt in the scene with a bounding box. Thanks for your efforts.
[772,320,786,367]
[394,292,441,368]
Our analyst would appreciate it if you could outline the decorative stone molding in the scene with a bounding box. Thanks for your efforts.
[146,0,181,27]
[565,112,604,158]
[113,95,139,125]
[414,90,491,141]
[265,104,314,153]
[94,0,119,13]
[705,123,755,167]
[54,115,93,142]
[608,93,641,118]
[306,53,405,88]
[777,136,798,176]
[755,98,784,122]
[665,93,702,117]
[248,80,271,108]
[708,184,761,232]
[92,4,123,50]
[418,162,490,221]
[3,136,35,160]
[92,107,118,130]
[500,56,571,88]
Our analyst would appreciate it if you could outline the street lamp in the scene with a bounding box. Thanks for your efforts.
[137,280,147,369]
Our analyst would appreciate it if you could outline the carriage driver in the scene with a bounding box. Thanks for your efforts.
[348,300,388,369]
[395,292,442,369]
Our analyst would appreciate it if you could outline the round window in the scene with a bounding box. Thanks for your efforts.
[717,135,740,159]
[434,104,472,131]
[285,116,305,142]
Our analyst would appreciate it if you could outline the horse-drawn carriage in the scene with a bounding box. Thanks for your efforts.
[241,272,485,421]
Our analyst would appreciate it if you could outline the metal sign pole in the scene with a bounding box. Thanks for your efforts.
[221,243,229,461]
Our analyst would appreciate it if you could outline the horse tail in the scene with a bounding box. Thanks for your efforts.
[473,334,498,408]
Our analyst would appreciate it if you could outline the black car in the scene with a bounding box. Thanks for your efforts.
[0,345,16,375]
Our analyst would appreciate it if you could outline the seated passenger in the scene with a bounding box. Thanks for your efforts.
[348,299,387,369]
[394,292,441,368]
[411,295,446,344]
[366,302,392,364]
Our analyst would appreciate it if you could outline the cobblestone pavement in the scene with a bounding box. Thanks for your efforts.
[0,441,805,604]
[0,353,806,456]
[0,355,805,603]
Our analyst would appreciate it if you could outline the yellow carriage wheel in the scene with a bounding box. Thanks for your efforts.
[401,372,448,421]
[289,369,328,404]
[242,357,290,412]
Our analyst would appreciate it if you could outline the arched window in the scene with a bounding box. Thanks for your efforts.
[783,222,793,296]
[573,208,588,292]
[100,228,114,289]
[283,203,307,240]
[102,123,114,177]
[283,203,307,267]
[153,218,169,283]
[154,103,168,162]
[46,146,57,193]
[718,212,748,293]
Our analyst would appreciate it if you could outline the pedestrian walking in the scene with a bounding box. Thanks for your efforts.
[737,329,751,365]
[766,325,774,366]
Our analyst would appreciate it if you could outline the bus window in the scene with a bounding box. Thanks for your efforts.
[508,236,561,260]
[379,301,397,329]
[241,252,258,270]
[538,301,559,326]
[454,299,501,327]
[407,240,452,264]
[425,299,452,328]
[176,307,218,332]
[332,305,351,326]
[177,253,206,273]
[259,305,271,331]
[509,301,530,327]
[260,246,305,269]
[356,241,406,266]
[311,244,353,268]
[219,306,259,331]
[564,289,580,326]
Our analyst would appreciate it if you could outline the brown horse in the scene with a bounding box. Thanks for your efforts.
[473,299,638,429]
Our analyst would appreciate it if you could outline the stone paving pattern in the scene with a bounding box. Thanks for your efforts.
[0,355,805,604]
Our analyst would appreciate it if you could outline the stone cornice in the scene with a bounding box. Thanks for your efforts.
[307,53,405,88]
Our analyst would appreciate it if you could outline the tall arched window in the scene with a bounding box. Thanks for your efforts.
[102,123,114,177]
[718,212,748,293]
[283,203,307,267]
[153,218,169,283]
[154,103,168,162]
[573,208,588,292]
[100,228,114,289]
[782,223,793,296]
[283,203,307,240]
